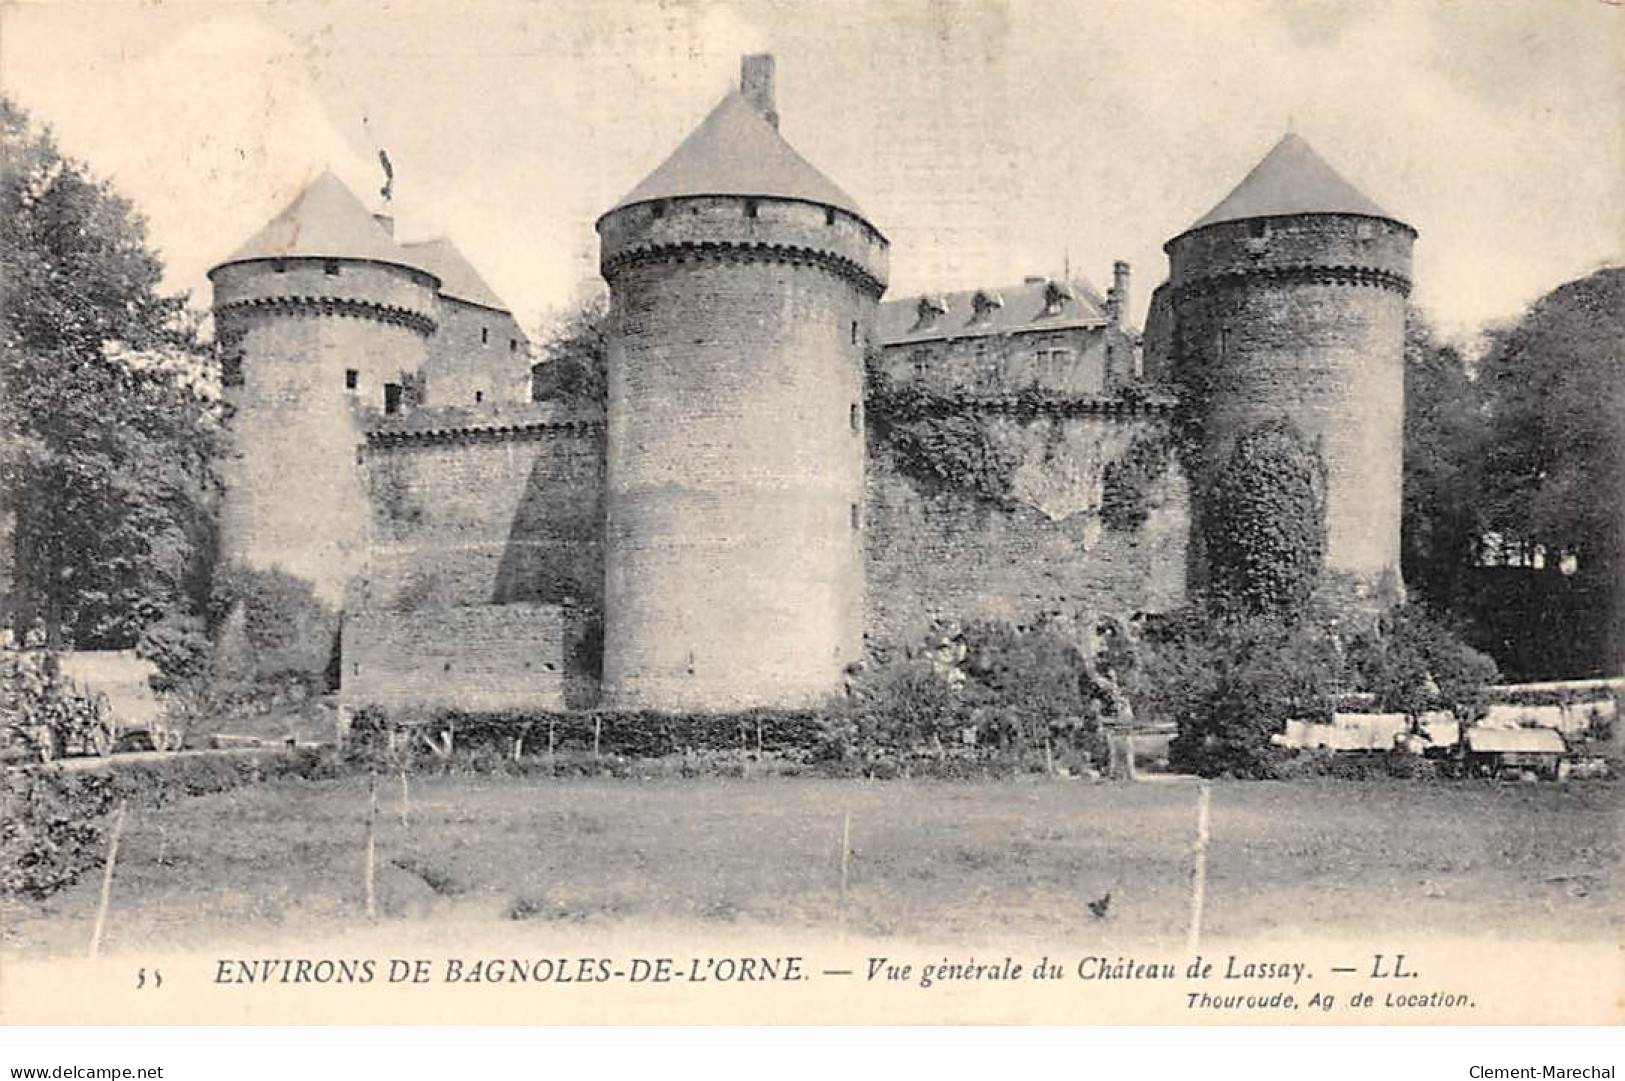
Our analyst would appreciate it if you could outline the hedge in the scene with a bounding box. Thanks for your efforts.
[0,748,337,900]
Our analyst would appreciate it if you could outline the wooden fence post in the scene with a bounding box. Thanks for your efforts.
[1186,782,1212,955]
[88,800,128,959]
[838,809,852,930]
[365,773,378,920]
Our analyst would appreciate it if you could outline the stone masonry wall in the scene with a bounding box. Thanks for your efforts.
[864,410,1190,651]
[356,410,604,614]
[1164,214,1413,591]
[211,259,439,604]
[340,603,566,713]
[424,297,532,408]
[598,193,885,711]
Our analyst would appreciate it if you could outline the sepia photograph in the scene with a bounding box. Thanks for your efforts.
[0,0,1620,1050]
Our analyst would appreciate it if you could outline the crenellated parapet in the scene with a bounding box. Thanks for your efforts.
[363,402,605,447]
[598,195,888,297]
[214,294,438,336]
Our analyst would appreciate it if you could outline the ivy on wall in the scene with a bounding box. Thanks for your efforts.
[1100,429,1173,532]
[863,364,1020,507]
[1202,417,1328,614]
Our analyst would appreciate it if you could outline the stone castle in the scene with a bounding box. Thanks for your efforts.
[209,55,1413,715]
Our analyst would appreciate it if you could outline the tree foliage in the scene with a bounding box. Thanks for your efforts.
[529,294,608,408]
[1202,417,1327,614]
[0,96,222,650]
[1476,269,1623,625]
[1401,310,1485,610]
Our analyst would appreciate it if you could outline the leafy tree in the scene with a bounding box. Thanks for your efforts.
[1474,268,1623,673]
[1148,607,1342,778]
[530,294,608,408]
[1202,417,1327,615]
[1401,310,1486,610]
[207,564,339,696]
[1,96,222,651]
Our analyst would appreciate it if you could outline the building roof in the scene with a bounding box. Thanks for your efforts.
[400,237,510,313]
[607,91,867,221]
[879,278,1111,346]
[214,169,415,272]
[1184,133,1397,233]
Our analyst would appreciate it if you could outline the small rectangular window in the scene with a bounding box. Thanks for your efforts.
[849,403,859,432]
[1248,220,1269,240]
[850,321,858,345]
[825,207,836,226]
[475,390,484,403]
[744,199,758,219]
[850,503,860,530]
[384,383,402,415]
[481,327,489,345]
[509,339,517,353]
[344,369,358,390]
[272,259,286,274]
[324,259,340,276]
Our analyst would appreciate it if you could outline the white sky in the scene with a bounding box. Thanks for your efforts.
[3,0,1620,341]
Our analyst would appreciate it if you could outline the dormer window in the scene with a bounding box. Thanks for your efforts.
[970,290,1003,323]
[913,295,948,331]
[1042,280,1073,317]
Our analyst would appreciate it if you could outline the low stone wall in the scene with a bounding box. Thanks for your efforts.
[340,603,568,713]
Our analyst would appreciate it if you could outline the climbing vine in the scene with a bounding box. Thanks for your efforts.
[1202,417,1328,614]
[1100,429,1173,531]
[863,362,1019,507]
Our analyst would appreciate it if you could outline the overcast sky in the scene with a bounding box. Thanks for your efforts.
[3,0,1620,341]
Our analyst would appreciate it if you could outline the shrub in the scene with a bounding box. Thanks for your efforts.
[1147,607,1341,778]
[207,563,340,699]
[136,610,211,694]
[1345,605,1500,721]
[1203,418,1327,614]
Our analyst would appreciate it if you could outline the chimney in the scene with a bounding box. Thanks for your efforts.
[741,54,778,130]
[1107,260,1130,326]
[373,212,395,237]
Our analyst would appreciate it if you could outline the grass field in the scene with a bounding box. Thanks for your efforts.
[1,774,1617,959]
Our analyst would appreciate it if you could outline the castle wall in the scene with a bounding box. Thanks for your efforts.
[211,258,439,603]
[1164,215,1413,591]
[340,603,567,713]
[598,195,887,711]
[357,411,604,614]
[423,296,531,408]
[864,410,1189,650]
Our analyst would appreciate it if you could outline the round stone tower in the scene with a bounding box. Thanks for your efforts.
[1162,133,1416,598]
[209,171,440,603]
[596,54,889,710]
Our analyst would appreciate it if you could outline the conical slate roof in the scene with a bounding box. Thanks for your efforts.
[1186,133,1396,232]
[400,237,509,311]
[608,91,866,220]
[214,170,416,272]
